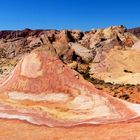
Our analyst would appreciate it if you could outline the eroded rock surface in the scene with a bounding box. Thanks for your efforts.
[0,25,140,104]
[0,26,138,73]
[0,27,140,139]
[0,50,140,128]
[90,49,140,85]
[128,27,140,38]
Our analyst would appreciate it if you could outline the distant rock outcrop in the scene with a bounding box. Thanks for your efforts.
[0,26,138,74]
[90,48,140,85]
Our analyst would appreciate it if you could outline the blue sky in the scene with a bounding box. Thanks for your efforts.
[0,0,139,31]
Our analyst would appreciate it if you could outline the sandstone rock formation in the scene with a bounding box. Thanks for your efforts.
[88,43,140,103]
[128,27,140,38]
[0,25,140,103]
[132,40,140,51]
[0,50,140,127]
[0,49,140,139]
[69,43,95,63]
[90,48,140,85]
[0,26,140,139]
[0,26,138,73]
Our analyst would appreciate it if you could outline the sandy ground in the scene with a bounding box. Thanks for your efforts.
[0,119,140,140]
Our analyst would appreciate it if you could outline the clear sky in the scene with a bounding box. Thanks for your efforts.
[0,0,139,31]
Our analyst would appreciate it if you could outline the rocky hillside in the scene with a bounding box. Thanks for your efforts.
[128,27,140,37]
[0,26,138,73]
[0,25,140,103]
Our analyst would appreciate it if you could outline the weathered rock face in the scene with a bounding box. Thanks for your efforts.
[0,26,140,105]
[90,48,140,85]
[0,26,139,75]
[88,45,140,103]
[128,27,140,38]
[0,50,140,128]
[69,43,95,63]
[0,27,140,139]
[89,26,139,63]
[132,40,140,51]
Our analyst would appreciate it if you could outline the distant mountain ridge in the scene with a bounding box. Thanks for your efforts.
[0,26,140,39]
[128,27,140,37]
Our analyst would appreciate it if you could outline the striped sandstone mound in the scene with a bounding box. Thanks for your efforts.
[0,49,140,128]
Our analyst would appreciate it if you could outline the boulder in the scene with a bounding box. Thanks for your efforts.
[70,43,94,63]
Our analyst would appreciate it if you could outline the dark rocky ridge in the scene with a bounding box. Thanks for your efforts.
[128,27,140,37]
